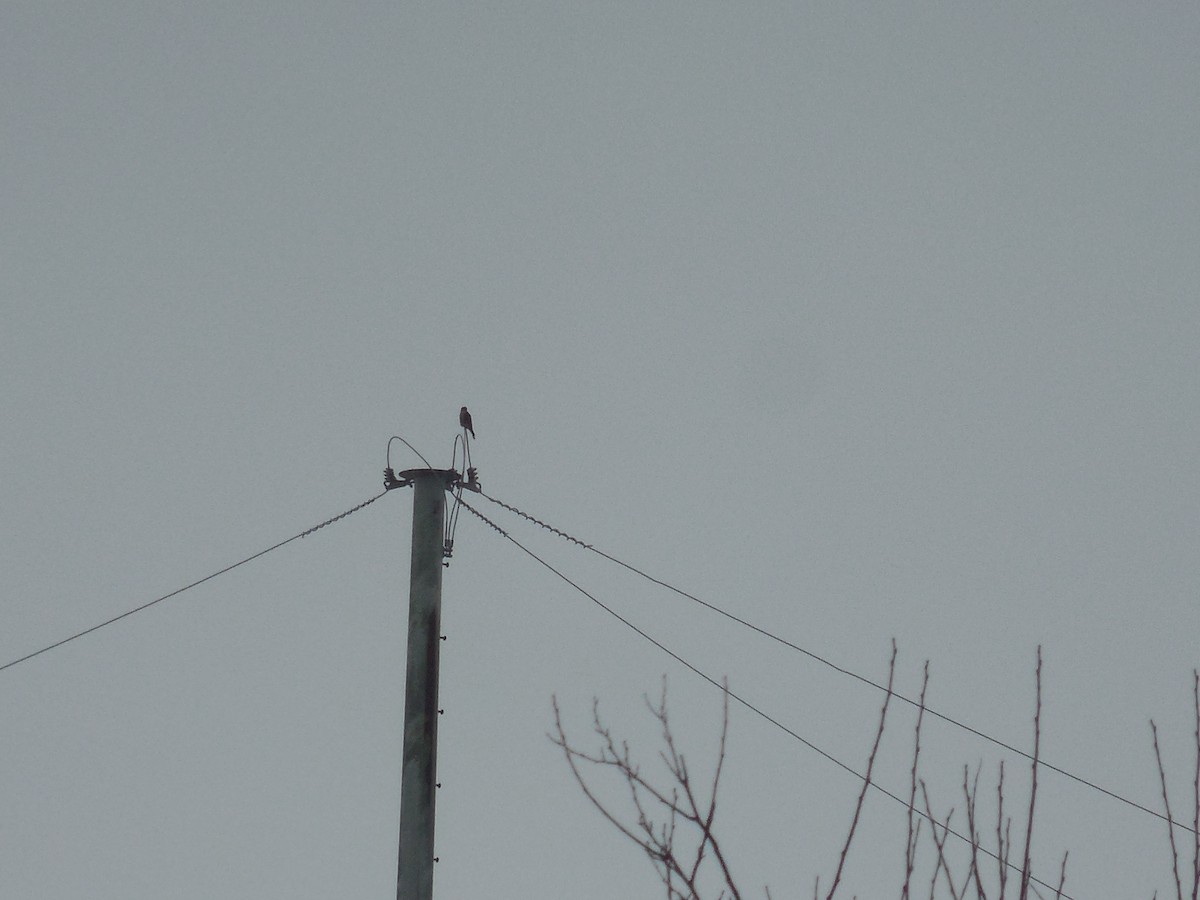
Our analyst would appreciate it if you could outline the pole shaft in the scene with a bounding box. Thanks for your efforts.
[397,471,447,900]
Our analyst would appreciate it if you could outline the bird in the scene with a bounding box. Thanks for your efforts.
[459,406,475,438]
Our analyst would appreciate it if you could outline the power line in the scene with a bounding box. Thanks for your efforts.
[478,489,1193,839]
[456,497,1077,900]
[0,490,388,675]
[388,435,432,470]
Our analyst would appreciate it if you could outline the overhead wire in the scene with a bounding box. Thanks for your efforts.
[443,433,468,557]
[478,489,1194,839]
[388,435,432,470]
[456,496,1077,900]
[0,490,388,675]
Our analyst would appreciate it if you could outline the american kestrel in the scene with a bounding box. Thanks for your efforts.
[459,406,475,438]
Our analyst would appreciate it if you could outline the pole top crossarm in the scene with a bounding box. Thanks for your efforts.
[386,467,460,491]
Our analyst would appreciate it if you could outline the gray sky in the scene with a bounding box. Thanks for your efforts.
[3,3,1198,898]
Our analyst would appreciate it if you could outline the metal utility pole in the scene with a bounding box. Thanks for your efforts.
[395,467,456,900]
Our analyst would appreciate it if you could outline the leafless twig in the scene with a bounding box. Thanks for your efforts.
[550,678,743,900]
[825,640,898,900]
[903,660,931,900]
[553,645,1199,900]
[1019,646,1043,900]
[962,764,988,900]
[1053,851,1069,900]
[1192,670,1199,900]
[997,760,1011,900]
[919,780,959,900]
[1153,718,1185,900]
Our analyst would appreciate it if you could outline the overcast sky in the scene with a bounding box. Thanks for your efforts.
[3,3,1199,898]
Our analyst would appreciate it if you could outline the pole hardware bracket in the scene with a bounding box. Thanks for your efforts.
[384,467,412,491]
[393,468,459,490]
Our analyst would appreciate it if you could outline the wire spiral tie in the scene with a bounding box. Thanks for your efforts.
[458,499,509,538]
[482,494,591,548]
[301,493,385,538]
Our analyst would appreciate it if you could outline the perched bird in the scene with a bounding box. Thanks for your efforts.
[459,406,475,438]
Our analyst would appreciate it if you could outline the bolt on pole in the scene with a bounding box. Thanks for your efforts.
[396,468,455,900]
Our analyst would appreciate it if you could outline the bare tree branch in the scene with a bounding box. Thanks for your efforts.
[1192,671,1199,900]
[963,764,988,900]
[550,679,744,900]
[1153,718,1185,900]
[551,695,658,853]
[552,695,699,897]
[1053,851,1069,900]
[920,780,959,900]
[648,680,742,899]
[903,660,931,900]
[553,646,1197,900]
[1019,646,1043,900]
[997,761,1010,900]
[825,640,898,900]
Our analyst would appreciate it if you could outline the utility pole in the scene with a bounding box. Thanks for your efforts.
[395,467,456,900]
